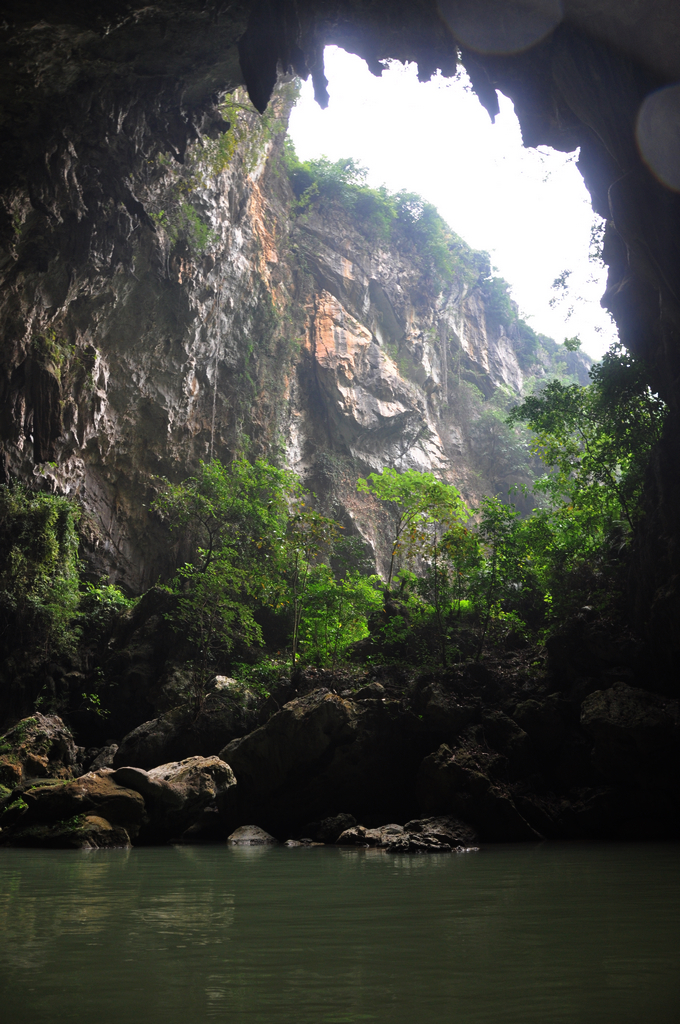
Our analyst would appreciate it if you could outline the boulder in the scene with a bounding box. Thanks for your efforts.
[477,710,533,775]
[337,823,407,848]
[0,769,145,844]
[300,812,357,843]
[219,687,429,833]
[512,694,571,757]
[89,744,119,771]
[417,743,542,842]
[114,697,259,770]
[0,714,78,788]
[336,816,477,852]
[580,683,680,783]
[4,814,131,849]
[352,682,386,700]
[415,681,478,739]
[111,756,237,840]
[403,815,478,847]
[227,825,278,845]
[113,714,183,770]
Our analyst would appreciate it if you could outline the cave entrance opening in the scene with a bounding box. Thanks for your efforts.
[288,46,617,363]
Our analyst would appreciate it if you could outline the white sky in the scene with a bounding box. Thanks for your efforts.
[288,47,617,361]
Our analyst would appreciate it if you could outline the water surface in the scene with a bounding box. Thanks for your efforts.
[1,842,678,1024]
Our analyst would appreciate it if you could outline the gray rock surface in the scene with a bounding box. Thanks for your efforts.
[0,68,587,597]
[219,687,428,833]
[227,825,278,845]
[1,769,145,845]
[114,702,258,770]
[336,816,477,852]
[404,815,478,848]
[417,742,542,842]
[89,744,119,771]
[580,682,680,782]
[112,756,237,839]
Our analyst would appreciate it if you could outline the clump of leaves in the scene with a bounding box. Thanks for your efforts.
[0,483,81,662]
[152,458,294,710]
[298,566,383,668]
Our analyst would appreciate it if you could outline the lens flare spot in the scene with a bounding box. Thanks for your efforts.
[636,83,680,192]
[437,0,562,55]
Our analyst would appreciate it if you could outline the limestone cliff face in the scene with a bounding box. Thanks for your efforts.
[0,86,587,589]
[279,200,589,573]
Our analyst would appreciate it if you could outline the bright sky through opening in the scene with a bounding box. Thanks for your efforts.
[288,47,617,362]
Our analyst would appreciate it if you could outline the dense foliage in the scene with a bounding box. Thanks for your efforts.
[0,484,133,720]
[0,484,80,661]
[0,333,664,724]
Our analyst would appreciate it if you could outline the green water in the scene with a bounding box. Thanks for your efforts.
[0,842,678,1024]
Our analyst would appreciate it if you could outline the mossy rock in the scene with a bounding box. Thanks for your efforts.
[6,813,131,849]
[0,755,23,789]
[0,713,78,780]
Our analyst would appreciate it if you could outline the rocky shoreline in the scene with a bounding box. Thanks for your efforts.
[2,648,678,849]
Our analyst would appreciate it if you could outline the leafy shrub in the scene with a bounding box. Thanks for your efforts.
[0,483,80,661]
[298,566,383,667]
[78,579,135,643]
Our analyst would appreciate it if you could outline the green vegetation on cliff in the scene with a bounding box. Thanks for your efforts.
[283,143,591,380]
[284,142,485,292]
[138,341,665,678]
[0,334,665,725]
[0,485,80,662]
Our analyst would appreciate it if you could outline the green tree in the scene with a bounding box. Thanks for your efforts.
[439,524,482,618]
[498,342,667,629]
[281,499,341,665]
[153,458,293,708]
[299,566,383,668]
[357,467,471,587]
[472,496,521,659]
[508,342,665,534]
[0,483,80,664]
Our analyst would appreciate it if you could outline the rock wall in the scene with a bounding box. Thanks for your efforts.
[0,86,299,589]
[1,78,583,590]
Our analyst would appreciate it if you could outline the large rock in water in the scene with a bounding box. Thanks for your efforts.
[111,756,237,840]
[0,714,78,796]
[0,769,145,847]
[417,743,542,842]
[0,814,132,850]
[336,815,478,852]
[218,688,429,833]
[227,825,278,845]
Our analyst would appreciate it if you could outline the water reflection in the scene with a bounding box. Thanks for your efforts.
[1,843,679,1024]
